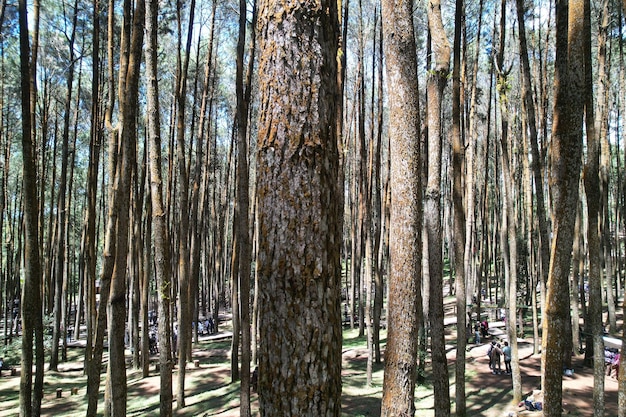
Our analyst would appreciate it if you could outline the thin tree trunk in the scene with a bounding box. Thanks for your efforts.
[373,12,384,365]
[494,0,522,402]
[596,0,615,334]
[50,0,79,371]
[174,0,196,406]
[140,187,151,378]
[18,0,44,414]
[85,0,119,411]
[234,0,256,412]
[451,0,467,413]
[107,0,144,414]
[424,0,451,415]
[582,0,604,413]
[619,4,626,413]
[145,0,173,411]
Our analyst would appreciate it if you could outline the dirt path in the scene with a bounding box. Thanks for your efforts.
[461,339,619,417]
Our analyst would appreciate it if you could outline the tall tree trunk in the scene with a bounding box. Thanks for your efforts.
[140,188,151,378]
[18,0,44,414]
[542,0,585,415]
[596,0,615,334]
[424,0,451,415]
[174,0,196,406]
[50,0,79,370]
[465,0,484,329]
[145,0,173,411]
[451,0,467,413]
[494,0,522,403]
[85,0,119,411]
[619,5,626,411]
[107,0,144,414]
[373,12,384,365]
[234,0,256,412]
[582,0,605,413]
[255,0,342,413]
[515,0,550,356]
[380,0,423,414]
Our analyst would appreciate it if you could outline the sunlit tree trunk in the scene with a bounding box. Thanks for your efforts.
[424,0,451,415]
[85,0,119,411]
[50,0,79,371]
[495,0,522,403]
[380,0,423,414]
[107,0,144,414]
[145,0,173,411]
[372,12,384,365]
[255,0,342,414]
[619,6,626,412]
[542,0,585,415]
[583,0,606,414]
[173,0,196,407]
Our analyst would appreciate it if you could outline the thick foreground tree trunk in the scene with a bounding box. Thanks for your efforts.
[255,1,342,415]
[542,0,584,415]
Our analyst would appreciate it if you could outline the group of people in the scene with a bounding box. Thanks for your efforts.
[472,320,489,344]
[487,340,512,375]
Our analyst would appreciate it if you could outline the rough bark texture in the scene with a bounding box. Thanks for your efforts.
[234,0,255,412]
[424,0,451,415]
[380,0,423,415]
[145,0,173,413]
[581,0,604,413]
[451,0,467,414]
[107,0,144,414]
[542,0,584,415]
[255,1,342,415]
[515,0,550,355]
[495,0,522,403]
[83,0,101,393]
[86,0,119,412]
[18,0,44,414]
[175,0,196,407]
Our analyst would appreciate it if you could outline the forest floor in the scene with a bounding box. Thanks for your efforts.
[0,308,621,416]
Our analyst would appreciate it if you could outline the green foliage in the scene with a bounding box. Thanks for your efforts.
[1,315,55,366]
[0,337,20,366]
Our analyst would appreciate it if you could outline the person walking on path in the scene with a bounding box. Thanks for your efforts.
[502,341,512,374]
